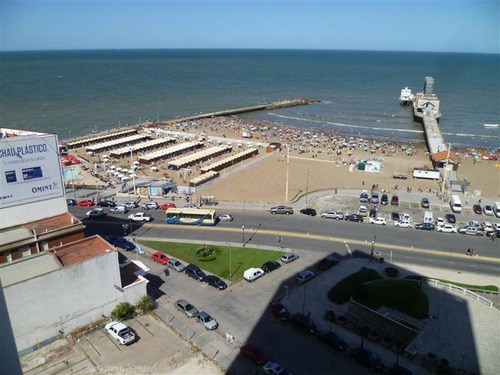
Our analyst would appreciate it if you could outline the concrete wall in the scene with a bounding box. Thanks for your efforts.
[3,250,147,354]
[0,197,68,229]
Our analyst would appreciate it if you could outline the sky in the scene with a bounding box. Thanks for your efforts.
[0,0,498,53]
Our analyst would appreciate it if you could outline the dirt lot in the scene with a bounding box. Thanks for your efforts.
[23,314,223,375]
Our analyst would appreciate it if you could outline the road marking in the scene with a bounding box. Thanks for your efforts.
[139,223,500,263]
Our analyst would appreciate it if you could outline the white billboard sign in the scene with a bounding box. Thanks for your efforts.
[0,135,65,208]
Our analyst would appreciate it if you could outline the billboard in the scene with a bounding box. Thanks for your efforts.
[0,134,65,208]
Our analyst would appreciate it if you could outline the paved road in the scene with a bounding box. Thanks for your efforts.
[72,207,500,276]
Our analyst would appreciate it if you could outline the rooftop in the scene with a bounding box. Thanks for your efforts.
[52,235,114,266]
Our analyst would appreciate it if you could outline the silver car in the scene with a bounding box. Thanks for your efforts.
[195,311,218,330]
[321,210,344,220]
[281,252,299,264]
[174,299,198,318]
[167,258,186,272]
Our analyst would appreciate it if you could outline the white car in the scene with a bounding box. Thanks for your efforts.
[128,212,152,222]
[124,201,139,209]
[394,220,412,228]
[369,217,387,225]
[195,311,219,330]
[141,201,159,210]
[86,208,106,218]
[468,220,480,227]
[400,212,411,221]
[436,217,445,227]
[243,267,264,282]
[494,223,500,231]
[104,321,135,345]
[482,221,493,231]
[483,205,493,216]
[218,214,234,222]
[263,361,291,375]
[437,224,457,233]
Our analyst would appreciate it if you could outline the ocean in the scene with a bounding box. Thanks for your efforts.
[0,49,498,148]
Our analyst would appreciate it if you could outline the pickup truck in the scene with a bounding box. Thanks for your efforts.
[104,321,135,345]
[269,206,294,215]
[458,226,484,236]
[128,212,152,222]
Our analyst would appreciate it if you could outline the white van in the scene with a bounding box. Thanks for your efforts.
[423,211,434,224]
[450,195,462,213]
[494,202,500,218]
[243,268,264,282]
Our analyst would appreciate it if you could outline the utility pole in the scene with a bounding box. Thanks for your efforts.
[441,143,452,194]
[285,144,290,202]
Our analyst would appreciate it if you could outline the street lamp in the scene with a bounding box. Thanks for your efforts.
[284,285,289,301]
[242,196,247,247]
[285,143,290,202]
[227,242,233,280]
[371,235,376,258]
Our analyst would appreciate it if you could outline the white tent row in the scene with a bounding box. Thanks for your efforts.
[189,170,219,186]
[201,148,257,173]
[138,141,204,163]
[85,134,150,152]
[67,128,137,149]
[169,145,232,170]
[109,137,176,158]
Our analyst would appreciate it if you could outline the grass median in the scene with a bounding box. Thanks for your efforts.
[139,240,282,282]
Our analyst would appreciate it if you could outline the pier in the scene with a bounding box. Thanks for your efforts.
[162,98,319,125]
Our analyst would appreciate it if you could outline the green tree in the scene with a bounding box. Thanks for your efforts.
[111,302,135,320]
[323,310,337,331]
[136,295,154,314]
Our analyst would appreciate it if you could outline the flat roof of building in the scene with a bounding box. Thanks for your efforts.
[52,235,114,266]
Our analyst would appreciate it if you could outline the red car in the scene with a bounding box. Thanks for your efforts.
[151,252,169,265]
[269,302,291,321]
[76,199,94,207]
[159,202,176,210]
[240,343,268,365]
[473,204,482,215]
[390,195,399,206]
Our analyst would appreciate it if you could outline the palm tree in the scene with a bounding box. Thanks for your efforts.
[359,326,370,349]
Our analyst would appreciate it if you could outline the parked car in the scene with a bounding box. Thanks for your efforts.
[104,321,135,345]
[109,205,128,214]
[445,213,456,223]
[174,299,198,318]
[243,267,264,282]
[240,343,268,365]
[76,198,94,207]
[128,212,152,222]
[369,217,386,225]
[269,206,293,215]
[103,235,135,251]
[318,331,348,351]
[483,205,494,216]
[218,214,234,222]
[167,257,186,272]
[158,202,176,210]
[371,192,379,204]
[123,201,139,209]
[436,217,445,227]
[436,224,457,233]
[415,223,435,231]
[86,208,106,218]
[481,221,493,231]
[485,229,500,238]
[300,208,317,216]
[66,198,76,206]
[391,212,400,221]
[262,260,281,273]
[269,302,291,321]
[97,200,116,207]
[185,264,206,282]
[473,204,483,215]
[182,203,199,209]
[205,275,227,290]
[381,194,389,205]
[358,205,368,217]
[263,361,292,375]
[458,226,484,236]
[141,201,159,210]
[317,255,338,271]
[468,220,480,227]
[421,197,430,208]
[195,311,218,330]
[151,251,169,265]
[345,214,363,222]
[351,347,383,370]
[389,365,414,375]
[321,210,344,220]
[281,252,299,263]
[394,220,412,228]
[291,313,319,335]
[391,195,399,206]
[296,270,315,284]
[359,191,369,203]
[369,208,377,218]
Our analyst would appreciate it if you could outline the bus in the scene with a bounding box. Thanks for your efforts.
[165,208,218,226]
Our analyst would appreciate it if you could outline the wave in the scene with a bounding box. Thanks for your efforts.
[268,112,424,134]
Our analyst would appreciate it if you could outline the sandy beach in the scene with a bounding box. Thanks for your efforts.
[69,115,500,202]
